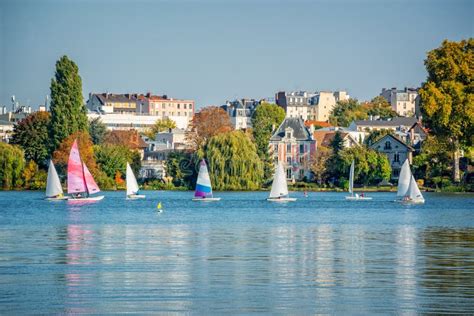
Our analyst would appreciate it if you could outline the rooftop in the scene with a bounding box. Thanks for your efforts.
[270,117,313,141]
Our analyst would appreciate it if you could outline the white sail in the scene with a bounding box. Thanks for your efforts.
[126,162,140,196]
[46,160,63,198]
[349,160,355,195]
[407,175,424,203]
[397,159,411,197]
[269,161,289,198]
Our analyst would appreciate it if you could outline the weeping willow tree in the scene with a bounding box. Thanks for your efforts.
[205,130,263,190]
[0,143,25,190]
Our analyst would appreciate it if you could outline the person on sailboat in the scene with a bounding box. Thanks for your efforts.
[361,192,364,197]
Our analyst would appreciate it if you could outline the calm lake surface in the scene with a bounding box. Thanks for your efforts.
[0,191,473,314]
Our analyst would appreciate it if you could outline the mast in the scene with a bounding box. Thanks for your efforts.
[349,160,354,196]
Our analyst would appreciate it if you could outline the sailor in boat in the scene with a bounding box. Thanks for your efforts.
[361,192,364,197]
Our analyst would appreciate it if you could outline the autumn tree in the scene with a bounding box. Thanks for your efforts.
[49,55,88,152]
[310,146,331,185]
[52,131,98,176]
[10,111,51,168]
[186,106,233,153]
[419,39,474,182]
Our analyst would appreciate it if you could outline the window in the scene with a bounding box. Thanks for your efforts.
[287,156,291,164]
[384,141,392,150]
[177,104,180,109]
[394,153,400,162]
[287,143,291,152]
[393,168,400,177]
[299,156,304,163]
[300,144,305,153]
[286,168,292,179]
[299,169,304,178]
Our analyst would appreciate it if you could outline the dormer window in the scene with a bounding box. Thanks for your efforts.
[285,127,294,139]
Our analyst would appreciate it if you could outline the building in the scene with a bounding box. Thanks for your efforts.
[152,128,187,150]
[312,130,360,150]
[87,93,147,114]
[380,87,419,117]
[220,99,259,129]
[348,117,418,133]
[369,134,414,180]
[86,93,195,130]
[0,119,14,143]
[276,90,349,121]
[269,117,316,181]
[87,113,190,131]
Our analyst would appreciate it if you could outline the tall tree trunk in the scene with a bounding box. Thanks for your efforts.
[453,139,461,183]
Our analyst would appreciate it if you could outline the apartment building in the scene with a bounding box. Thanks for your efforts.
[380,87,419,117]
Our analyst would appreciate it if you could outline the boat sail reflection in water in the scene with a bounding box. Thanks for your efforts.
[67,139,104,202]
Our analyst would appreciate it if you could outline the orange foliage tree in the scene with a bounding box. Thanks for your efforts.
[186,106,233,151]
[53,131,98,176]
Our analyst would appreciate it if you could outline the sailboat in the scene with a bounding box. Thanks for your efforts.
[67,139,104,202]
[126,162,145,199]
[345,160,372,200]
[267,161,296,202]
[192,159,221,201]
[395,159,425,204]
[45,160,68,200]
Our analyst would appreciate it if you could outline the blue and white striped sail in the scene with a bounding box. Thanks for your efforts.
[194,160,213,198]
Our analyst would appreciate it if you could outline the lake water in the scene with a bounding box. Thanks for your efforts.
[0,191,473,314]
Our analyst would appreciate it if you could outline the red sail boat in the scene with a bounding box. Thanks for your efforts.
[67,139,104,201]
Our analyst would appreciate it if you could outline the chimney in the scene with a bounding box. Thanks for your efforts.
[146,92,151,98]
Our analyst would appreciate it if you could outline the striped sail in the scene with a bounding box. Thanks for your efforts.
[194,160,213,198]
[67,140,87,194]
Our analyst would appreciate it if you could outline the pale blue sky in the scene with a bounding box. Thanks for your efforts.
[0,0,472,109]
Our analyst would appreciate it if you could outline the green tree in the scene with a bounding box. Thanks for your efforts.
[89,117,107,145]
[94,144,141,179]
[412,135,452,186]
[49,55,88,152]
[330,131,344,155]
[165,151,197,188]
[363,96,398,119]
[419,38,474,182]
[0,143,25,190]
[144,118,177,140]
[310,146,331,185]
[251,102,286,182]
[205,130,264,190]
[10,111,51,168]
[329,98,368,127]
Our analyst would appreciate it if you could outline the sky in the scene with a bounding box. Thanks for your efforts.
[0,0,472,109]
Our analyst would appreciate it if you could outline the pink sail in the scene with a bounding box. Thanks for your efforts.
[67,140,87,194]
[83,163,100,194]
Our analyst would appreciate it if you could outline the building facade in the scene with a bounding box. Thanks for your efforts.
[380,87,419,117]
[348,117,418,133]
[269,117,316,181]
[276,90,349,121]
[220,99,259,130]
[369,134,414,180]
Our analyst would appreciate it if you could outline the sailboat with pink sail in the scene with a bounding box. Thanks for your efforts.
[67,139,104,202]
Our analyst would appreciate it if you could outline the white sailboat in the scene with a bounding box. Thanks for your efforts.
[345,159,372,200]
[126,162,145,199]
[125,162,146,200]
[45,160,68,201]
[395,159,425,204]
[192,159,221,201]
[267,161,296,202]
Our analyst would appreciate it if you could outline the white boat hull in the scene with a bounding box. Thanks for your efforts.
[127,195,146,200]
[45,196,69,201]
[267,197,297,202]
[192,197,221,202]
[68,195,105,202]
[394,198,425,205]
[345,196,372,201]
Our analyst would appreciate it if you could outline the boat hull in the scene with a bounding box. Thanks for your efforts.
[192,197,221,202]
[127,195,146,200]
[345,196,372,201]
[68,195,105,202]
[267,198,297,202]
[45,196,69,201]
[394,198,425,205]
